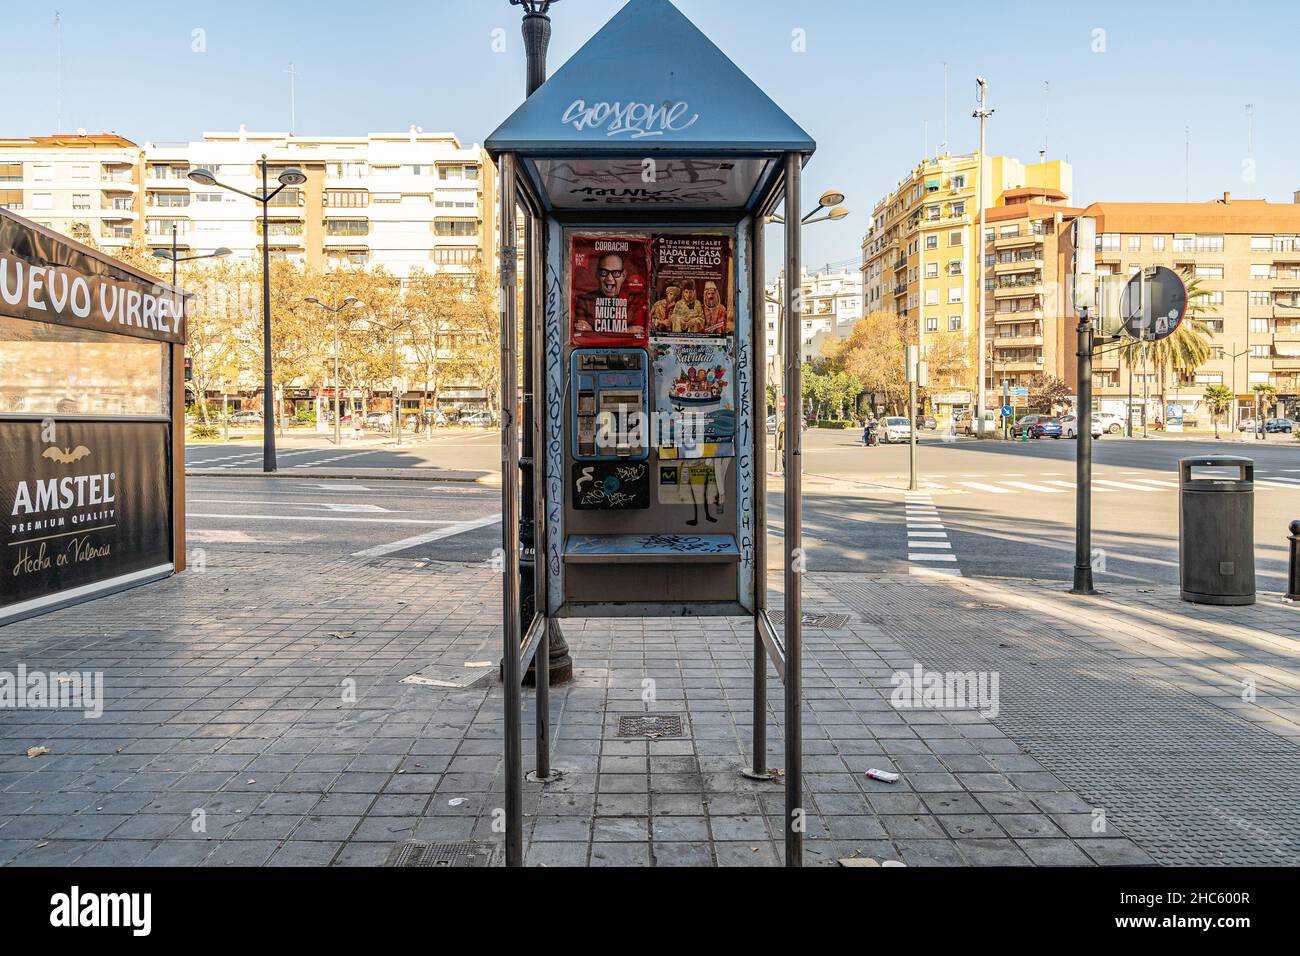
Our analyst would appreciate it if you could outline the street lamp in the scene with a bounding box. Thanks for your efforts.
[188,157,306,472]
[762,191,851,472]
[152,226,230,287]
[369,317,413,446]
[305,295,362,446]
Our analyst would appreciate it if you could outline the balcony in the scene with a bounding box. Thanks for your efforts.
[994,334,1044,348]
[998,359,1045,373]
[993,257,1042,274]
[993,232,1043,250]
[993,282,1043,298]
[892,283,907,296]
[992,309,1044,323]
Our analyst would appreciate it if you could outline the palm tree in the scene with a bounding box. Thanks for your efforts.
[1202,384,1233,439]
[1252,382,1279,433]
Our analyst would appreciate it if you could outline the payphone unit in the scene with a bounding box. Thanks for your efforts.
[569,348,649,461]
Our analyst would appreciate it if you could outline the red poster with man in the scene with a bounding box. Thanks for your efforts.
[570,235,650,347]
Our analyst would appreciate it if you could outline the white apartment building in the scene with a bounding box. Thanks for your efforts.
[142,126,496,278]
[766,266,864,364]
[0,133,144,249]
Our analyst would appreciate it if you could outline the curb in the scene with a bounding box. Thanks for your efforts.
[185,468,501,485]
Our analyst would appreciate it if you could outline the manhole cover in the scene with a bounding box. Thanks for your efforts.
[385,842,492,868]
[617,714,684,738]
[768,612,850,629]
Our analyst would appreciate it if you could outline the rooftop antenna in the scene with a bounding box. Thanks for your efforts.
[1042,80,1050,160]
[1184,125,1190,202]
[55,11,62,134]
[285,62,298,134]
[940,62,949,155]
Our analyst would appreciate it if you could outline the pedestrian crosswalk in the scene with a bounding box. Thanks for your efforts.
[904,491,961,578]
[909,473,1300,496]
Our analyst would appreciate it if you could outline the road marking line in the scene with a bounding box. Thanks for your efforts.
[1093,479,1162,491]
[1258,475,1300,485]
[955,481,1016,494]
[908,531,948,538]
[908,541,953,549]
[1127,478,1180,489]
[187,513,454,526]
[1003,481,1069,494]
[908,553,958,562]
[351,513,503,558]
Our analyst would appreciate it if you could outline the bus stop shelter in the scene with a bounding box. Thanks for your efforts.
[0,209,189,625]
[486,0,814,866]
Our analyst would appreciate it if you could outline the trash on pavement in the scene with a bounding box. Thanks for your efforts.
[865,768,900,783]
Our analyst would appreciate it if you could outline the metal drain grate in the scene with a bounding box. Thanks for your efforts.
[385,841,491,868]
[617,714,684,738]
[768,611,851,630]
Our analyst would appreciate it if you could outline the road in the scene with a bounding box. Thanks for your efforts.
[184,427,1298,591]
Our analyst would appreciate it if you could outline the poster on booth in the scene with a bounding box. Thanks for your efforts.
[657,458,729,526]
[653,340,735,459]
[571,461,650,511]
[570,236,649,347]
[649,234,734,337]
[1,421,172,621]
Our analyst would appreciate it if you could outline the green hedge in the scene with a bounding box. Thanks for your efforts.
[190,423,221,439]
[814,419,853,429]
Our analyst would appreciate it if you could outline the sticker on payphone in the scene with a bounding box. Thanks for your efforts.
[570,348,649,461]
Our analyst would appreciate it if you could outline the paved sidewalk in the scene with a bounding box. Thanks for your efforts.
[1,546,1297,867]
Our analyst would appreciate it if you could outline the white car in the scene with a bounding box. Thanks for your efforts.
[881,417,912,443]
[1095,412,1126,435]
[1058,414,1103,439]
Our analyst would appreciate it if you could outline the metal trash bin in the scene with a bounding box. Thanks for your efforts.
[1178,456,1255,606]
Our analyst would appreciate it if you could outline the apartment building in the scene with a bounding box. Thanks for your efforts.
[1084,193,1300,423]
[862,152,1072,418]
[0,133,144,249]
[765,266,864,365]
[982,186,1083,395]
[142,126,496,278]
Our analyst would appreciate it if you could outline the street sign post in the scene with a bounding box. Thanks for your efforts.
[486,0,815,867]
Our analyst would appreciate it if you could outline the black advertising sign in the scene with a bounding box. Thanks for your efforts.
[2,421,172,618]
[571,461,650,510]
[0,212,188,344]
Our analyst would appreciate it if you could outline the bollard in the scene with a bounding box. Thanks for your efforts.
[1289,520,1300,603]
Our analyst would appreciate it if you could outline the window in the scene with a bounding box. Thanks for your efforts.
[948,230,963,246]
[267,188,303,208]
[951,175,966,189]
[257,221,303,237]
[1128,236,1141,251]
[1203,319,1224,333]
[949,260,962,275]
[1000,225,1019,238]
[1250,291,1271,306]
[1194,373,1223,385]
[1195,266,1223,280]
[952,201,966,217]
[925,289,939,305]
[151,192,189,208]
[193,192,222,204]
[1192,290,1224,307]
[1152,236,1166,252]
[1250,319,1269,334]
[1251,345,1270,358]
[1249,236,1271,251]
[948,315,962,331]
[325,219,369,237]
[434,219,476,237]
[325,190,369,208]
[0,163,20,182]
[0,314,168,417]
[30,164,53,182]
[985,253,995,267]
[925,235,938,250]
[1197,235,1224,253]
[948,287,963,304]
[925,316,939,332]
[1098,233,1120,251]
[72,193,91,211]
[0,189,21,210]
[30,192,53,210]
[925,263,938,278]
[1251,264,1270,280]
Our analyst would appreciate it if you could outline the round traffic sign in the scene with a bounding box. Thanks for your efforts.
[1000,405,1013,418]
[1120,266,1187,342]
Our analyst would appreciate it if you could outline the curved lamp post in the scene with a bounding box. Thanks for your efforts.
[305,295,362,445]
[188,158,306,472]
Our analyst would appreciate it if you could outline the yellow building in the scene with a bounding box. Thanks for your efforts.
[862,152,1073,419]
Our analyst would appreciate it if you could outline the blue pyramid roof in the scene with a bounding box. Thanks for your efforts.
[486,0,815,157]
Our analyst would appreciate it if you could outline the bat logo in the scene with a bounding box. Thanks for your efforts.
[42,446,92,465]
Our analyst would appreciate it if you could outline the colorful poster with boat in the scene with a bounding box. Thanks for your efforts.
[652,340,735,458]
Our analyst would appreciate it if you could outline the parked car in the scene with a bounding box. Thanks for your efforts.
[1095,412,1126,435]
[365,411,393,429]
[957,410,998,436]
[1237,418,1259,432]
[880,416,912,443]
[1264,418,1295,433]
[919,414,938,430]
[228,410,263,426]
[1011,415,1064,439]
[1058,414,1103,439]
[459,411,496,427]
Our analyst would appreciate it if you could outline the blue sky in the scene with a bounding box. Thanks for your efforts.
[8,0,1298,269]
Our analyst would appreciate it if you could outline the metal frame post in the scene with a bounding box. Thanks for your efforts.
[781,153,804,867]
[1071,306,1098,595]
[749,214,768,778]
[498,154,524,866]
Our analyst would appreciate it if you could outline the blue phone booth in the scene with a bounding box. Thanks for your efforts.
[487,0,814,867]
